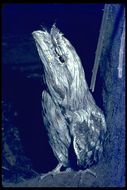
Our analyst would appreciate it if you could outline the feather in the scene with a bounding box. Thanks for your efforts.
[32,25,107,171]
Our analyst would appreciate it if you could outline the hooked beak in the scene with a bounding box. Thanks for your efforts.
[32,29,54,65]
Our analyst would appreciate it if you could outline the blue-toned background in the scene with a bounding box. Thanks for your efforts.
[2,3,104,86]
[2,3,104,174]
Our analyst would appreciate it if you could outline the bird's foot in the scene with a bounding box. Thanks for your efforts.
[75,168,97,186]
[39,164,74,182]
[83,168,97,177]
[39,163,63,181]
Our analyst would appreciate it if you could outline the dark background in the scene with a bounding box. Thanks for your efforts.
[2,3,104,86]
[2,3,104,173]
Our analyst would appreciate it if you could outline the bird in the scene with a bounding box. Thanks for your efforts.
[32,24,107,180]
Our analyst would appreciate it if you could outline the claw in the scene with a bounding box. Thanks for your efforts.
[39,163,63,181]
[39,164,73,182]
[84,168,97,177]
[74,168,97,186]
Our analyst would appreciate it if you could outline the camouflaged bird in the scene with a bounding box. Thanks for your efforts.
[32,24,107,178]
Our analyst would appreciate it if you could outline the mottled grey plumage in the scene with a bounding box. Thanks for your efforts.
[32,24,107,172]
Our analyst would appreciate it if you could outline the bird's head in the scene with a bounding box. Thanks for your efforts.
[32,24,82,81]
[32,24,83,103]
[32,24,69,70]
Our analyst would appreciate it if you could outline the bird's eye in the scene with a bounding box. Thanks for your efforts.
[59,55,65,63]
[54,47,66,63]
